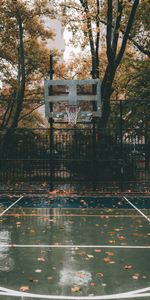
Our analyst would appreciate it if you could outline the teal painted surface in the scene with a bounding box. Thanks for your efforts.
[0,200,149,299]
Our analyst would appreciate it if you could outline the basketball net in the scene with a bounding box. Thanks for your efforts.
[65,105,80,125]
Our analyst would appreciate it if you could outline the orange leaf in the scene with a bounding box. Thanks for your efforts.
[118,236,125,240]
[106,251,114,256]
[89,282,96,286]
[104,257,111,263]
[20,286,29,292]
[37,257,45,262]
[71,286,81,292]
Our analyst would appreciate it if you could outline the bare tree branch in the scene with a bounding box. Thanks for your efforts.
[112,0,123,56]
[80,0,97,78]
[18,104,44,122]
[106,0,114,62]
[100,18,150,58]
[116,0,139,66]
[95,0,100,77]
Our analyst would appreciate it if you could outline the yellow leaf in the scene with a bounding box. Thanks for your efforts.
[71,286,81,292]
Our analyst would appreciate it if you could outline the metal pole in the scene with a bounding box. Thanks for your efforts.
[91,82,97,191]
[49,51,54,191]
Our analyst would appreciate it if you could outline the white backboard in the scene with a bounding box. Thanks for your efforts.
[44,79,101,122]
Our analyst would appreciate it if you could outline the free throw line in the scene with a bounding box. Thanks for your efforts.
[0,244,149,249]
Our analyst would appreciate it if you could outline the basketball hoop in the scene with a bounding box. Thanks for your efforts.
[65,105,80,125]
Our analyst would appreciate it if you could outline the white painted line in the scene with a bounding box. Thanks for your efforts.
[0,196,24,217]
[123,196,150,223]
[0,244,149,249]
[0,285,150,299]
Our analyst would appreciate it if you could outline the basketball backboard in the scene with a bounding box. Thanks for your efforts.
[44,79,101,123]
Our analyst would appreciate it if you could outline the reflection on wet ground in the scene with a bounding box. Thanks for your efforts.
[0,195,149,299]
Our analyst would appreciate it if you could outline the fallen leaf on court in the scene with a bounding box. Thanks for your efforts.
[102,283,107,286]
[109,231,115,235]
[35,269,42,273]
[37,257,45,262]
[97,272,104,278]
[124,265,133,270]
[16,222,21,226]
[48,189,59,195]
[106,251,114,256]
[94,249,102,253]
[132,273,140,280]
[89,282,96,286]
[78,273,86,278]
[118,236,125,240]
[47,276,53,280]
[78,251,86,256]
[20,286,29,292]
[30,229,35,233]
[71,286,81,292]
[87,254,94,258]
[33,279,39,282]
[103,257,111,263]
[29,278,38,282]
[108,240,115,244]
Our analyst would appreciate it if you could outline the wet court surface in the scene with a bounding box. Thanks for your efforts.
[0,195,149,299]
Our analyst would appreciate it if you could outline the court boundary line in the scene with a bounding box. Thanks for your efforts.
[0,196,24,217]
[2,213,149,218]
[0,285,150,299]
[123,196,150,223]
[0,244,149,249]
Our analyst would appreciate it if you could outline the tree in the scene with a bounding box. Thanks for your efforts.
[52,0,149,126]
[0,0,54,129]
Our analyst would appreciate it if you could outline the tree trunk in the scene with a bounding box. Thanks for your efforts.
[100,0,139,127]
[2,12,25,151]
[9,13,25,129]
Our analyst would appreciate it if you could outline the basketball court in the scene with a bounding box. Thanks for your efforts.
[0,66,149,300]
[0,194,149,299]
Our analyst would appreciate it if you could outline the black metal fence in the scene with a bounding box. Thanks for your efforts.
[0,100,149,193]
[0,126,149,193]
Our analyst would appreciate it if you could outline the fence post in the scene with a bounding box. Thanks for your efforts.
[120,100,124,192]
[92,117,97,191]
[145,121,148,171]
